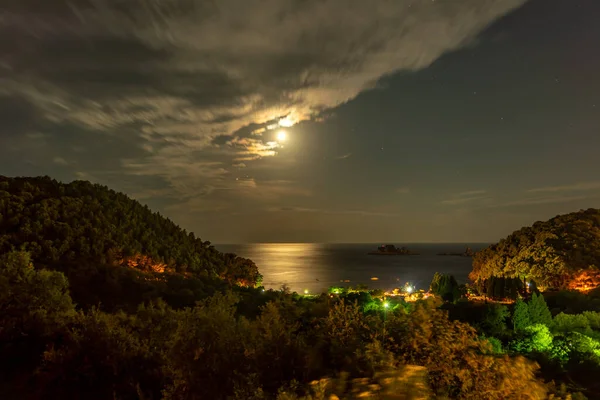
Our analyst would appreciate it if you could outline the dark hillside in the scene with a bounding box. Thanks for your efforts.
[0,176,261,309]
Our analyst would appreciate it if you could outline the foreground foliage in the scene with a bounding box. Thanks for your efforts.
[1,251,552,400]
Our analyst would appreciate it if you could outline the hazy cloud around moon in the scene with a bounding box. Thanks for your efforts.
[1,0,527,196]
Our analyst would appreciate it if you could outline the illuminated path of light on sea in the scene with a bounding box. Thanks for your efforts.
[216,243,487,294]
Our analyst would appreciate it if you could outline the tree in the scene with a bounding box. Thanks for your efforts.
[552,312,591,335]
[468,208,600,290]
[0,176,262,290]
[383,300,547,399]
[429,272,459,302]
[0,251,75,340]
[479,304,509,337]
[528,292,552,327]
[512,297,531,332]
[510,324,554,353]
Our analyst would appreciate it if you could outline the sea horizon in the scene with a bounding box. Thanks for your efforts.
[215,242,487,294]
[215,241,493,245]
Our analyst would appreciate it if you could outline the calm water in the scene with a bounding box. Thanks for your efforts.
[216,243,490,294]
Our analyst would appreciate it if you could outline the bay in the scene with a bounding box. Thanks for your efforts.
[215,243,490,294]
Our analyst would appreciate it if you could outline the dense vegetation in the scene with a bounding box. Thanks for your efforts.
[445,289,600,399]
[2,177,600,399]
[0,176,261,292]
[1,250,554,400]
[470,208,600,290]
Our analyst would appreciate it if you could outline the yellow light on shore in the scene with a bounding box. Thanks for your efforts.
[304,289,309,294]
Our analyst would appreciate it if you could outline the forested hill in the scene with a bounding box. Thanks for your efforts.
[0,176,261,286]
[470,208,600,290]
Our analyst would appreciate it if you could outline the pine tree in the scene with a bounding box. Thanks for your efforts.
[512,297,531,331]
[527,292,552,327]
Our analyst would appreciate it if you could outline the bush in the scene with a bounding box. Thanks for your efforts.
[510,324,554,353]
[553,312,592,335]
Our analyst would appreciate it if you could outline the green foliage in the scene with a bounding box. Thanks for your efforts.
[0,251,75,340]
[513,297,531,332]
[481,336,504,354]
[470,208,600,288]
[510,324,554,353]
[429,272,459,302]
[482,276,523,299]
[382,300,547,399]
[2,176,597,399]
[478,303,510,337]
[553,312,592,335]
[582,311,600,330]
[0,262,554,400]
[545,289,600,314]
[529,292,553,326]
[0,176,261,287]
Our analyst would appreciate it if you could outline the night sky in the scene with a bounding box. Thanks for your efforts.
[1,0,599,243]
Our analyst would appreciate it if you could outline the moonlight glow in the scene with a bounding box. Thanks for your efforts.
[276,130,287,142]
[278,116,296,127]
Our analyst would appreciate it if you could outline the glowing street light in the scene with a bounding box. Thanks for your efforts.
[406,285,413,294]
[383,302,390,308]
[304,289,309,295]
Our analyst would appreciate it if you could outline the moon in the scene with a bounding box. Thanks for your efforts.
[276,130,287,142]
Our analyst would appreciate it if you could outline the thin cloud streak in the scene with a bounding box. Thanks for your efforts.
[457,190,487,197]
[441,190,488,205]
[527,181,600,193]
[441,196,490,205]
[487,195,591,208]
[267,206,398,217]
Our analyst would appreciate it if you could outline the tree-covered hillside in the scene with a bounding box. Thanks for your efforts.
[470,208,600,290]
[0,176,261,287]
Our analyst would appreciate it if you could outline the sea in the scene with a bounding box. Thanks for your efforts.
[215,243,490,294]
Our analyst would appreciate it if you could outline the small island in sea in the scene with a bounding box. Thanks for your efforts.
[437,247,475,257]
[368,244,419,255]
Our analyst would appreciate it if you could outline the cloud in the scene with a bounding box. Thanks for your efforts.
[1,0,527,199]
[488,195,591,208]
[267,206,397,217]
[441,190,489,205]
[336,153,353,160]
[441,196,489,206]
[527,181,600,193]
[456,190,487,196]
[53,156,69,165]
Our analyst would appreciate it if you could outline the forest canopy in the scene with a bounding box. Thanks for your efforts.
[470,208,600,290]
[0,176,261,287]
